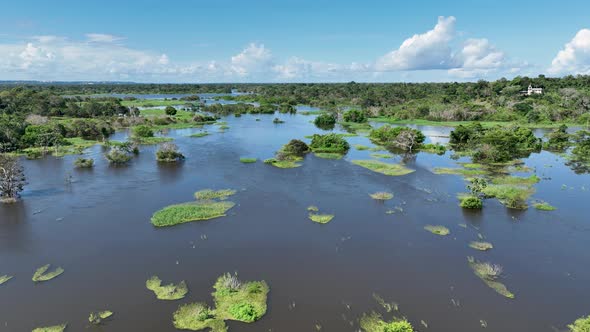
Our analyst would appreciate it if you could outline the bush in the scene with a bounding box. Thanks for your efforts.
[309,133,350,154]
[568,315,590,332]
[281,139,310,157]
[132,125,154,138]
[165,106,177,116]
[460,195,483,209]
[193,113,217,123]
[342,109,367,123]
[74,157,94,168]
[105,147,132,165]
[313,113,336,129]
[449,123,484,145]
[369,125,425,151]
[228,303,260,322]
[156,143,185,162]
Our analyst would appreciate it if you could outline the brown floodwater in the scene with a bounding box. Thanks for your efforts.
[1,110,589,332]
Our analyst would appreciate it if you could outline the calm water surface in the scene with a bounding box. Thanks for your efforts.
[1,111,589,332]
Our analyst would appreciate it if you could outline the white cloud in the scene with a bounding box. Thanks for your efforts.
[448,38,507,78]
[376,16,457,71]
[85,33,125,43]
[549,29,590,75]
[230,43,273,76]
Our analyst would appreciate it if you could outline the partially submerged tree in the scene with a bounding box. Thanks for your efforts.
[156,143,185,162]
[0,154,26,203]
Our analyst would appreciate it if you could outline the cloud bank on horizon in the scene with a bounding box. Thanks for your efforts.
[0,16,588,82]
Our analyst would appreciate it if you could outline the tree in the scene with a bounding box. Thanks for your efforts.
[165,106,177,116]
[132,125,154,138]
[156,143,185,162]
[342,109,367,123]
[0,154,26,203]
[313,113,336,130]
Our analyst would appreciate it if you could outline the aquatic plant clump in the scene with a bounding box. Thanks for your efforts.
[370,192,394,200]
[533,201,556,211]
[32,264,64,282]
[424,225,450,236]
[89,310,114,325]
[239,158,257,163]
[467,256,514,299]
[314,152,344,159]
[32,324,67,332]
[309,213,334,224]
[213,273,269,323]
[146,276,188,300]
[173,302,221,331]
[459,195,483,209]
[0,275,13,285]
[195,189,237,201]
[189,132,209,138]
[74,157,94,168]
[352,160,414,176]
[360,312,414,332]
[469,241,493,251]
[568,314,590,332]
[482,184,534,209]
[151,201,235,227]
[264,158,302,169]
[307,205,319,212]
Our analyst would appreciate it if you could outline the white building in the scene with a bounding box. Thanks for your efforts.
[524,84,543,95]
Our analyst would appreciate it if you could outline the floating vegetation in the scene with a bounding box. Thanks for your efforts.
[74,157,94,168]
[433,167,488,176]
[189,132,209,138]
[173,273,269,331]
[372,293,397,313]
[307,206,319,212]
[424,225,450,236]
[533,201,556,211]
[568,314,590,332]
[239,157,257,163]
[469,241,493,251]
[0,275,13,285]
[490,174,540,186]
[419,143,446,155]
[482,185,534,209]
[360,312,414,332]
[151,201,235,227]
[354,144,370,151]
[459,194,483,209]
[146,276,188,300]
[314,152,344,159]
[32,264,64,282]
[309,213,334,224]
[370,192,394,201]
[370,153,393,159]
[467,256,514,299]
[264,158,302,168]
[89,310,113,325]
[195,189,237,201]
[352,160,414,176]
[32,324,67,332]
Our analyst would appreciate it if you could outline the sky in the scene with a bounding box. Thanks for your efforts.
[0,0,589,83]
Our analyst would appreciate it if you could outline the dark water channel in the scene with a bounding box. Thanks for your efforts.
[1,109,589,331]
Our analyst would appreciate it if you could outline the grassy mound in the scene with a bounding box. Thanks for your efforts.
[352,160,414,176]
[308,214,334,224]
[468,256,514,299]
[151,201,235,227]
[146,276,188,300]
[482,184,534,209]
[264,158,302,168]
[173,302,222,331]
[32,264,64,282]
[89,310,113,325]
[195,189,237,201]
[0,275,13,285]
[424,225,450,236]
[239,158,257,163]
[533,201,556,211]
[314,152,344,159]
[469,241,493,251]
[360,312,414,332]
[370,192,394,200]
[32,324,67,332]
[490,174,540,185]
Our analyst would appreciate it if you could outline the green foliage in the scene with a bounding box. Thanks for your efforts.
[151,201,235,227]
[189,132,209,138]
[370,192,394,200]
[281,139,310,157]
[173,302,220,331]
[568,315,590,332]
[469,241,493,251]
[32,324,67,332]
[533,201,556,211]
[32,264,64,282]
[491,174,539,185]
[309,133,350,154]
[482,184,534,209]
[314,152,344,159]
[105,147,133,165]
[240,157,257,163]
[228,303,260,322]
[352,160,414,176]
[0,275,13,285]
[545,124,571,151]
[433,167,488,176]
[146,276,188,300]
[308,213,334,224]
[424,225,450,235]
[156,142,184,162]
[212,273,269,323]
[369,125,425,151]
[264,158,302,168]
[467,256,514,299]
[467,177,488,196]
[449,123,484,145]
[194,189,237,200]
[165,106,177,116]
[419,143,446,154]
[132,125,154,138]
[459,195,483,209]
[89,310,113,325]
[74,157,94,168]
[313,113,336,129]
[360,312,414,332]
[342,109,367,123]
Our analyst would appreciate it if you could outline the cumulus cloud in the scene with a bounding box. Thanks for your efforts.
[549,29,590,75]
[448,38,507,78]
[85,33,125,43]
[230,43,274,76]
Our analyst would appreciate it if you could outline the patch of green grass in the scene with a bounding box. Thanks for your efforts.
[360,312,414,332]
[370,153,393,159]
[491,174,540,185]
[132,136,173,145]
[32,264,64,282]
[433,167,489,176]
[469,241,493,251]
[424,225,450,236]
[467,256,514,299]
[307,205,319,212]
[459,163,483,169]
[352,160,414,176]
[151,201,235,227]
[0,275,13,285]
[419,143,446,154]
[89,310,114,325]
[264,158,302,168]
[482,185,534,209]
[533,201,556,211]
[32,324,67,332]
[173,302,222,331]
[189,132,209,138]
[568,315,590,332]
[369,192,394,200]
[146,276,188,300]
[239,157,257,163]
[354,144,370,150]
[195,189,237,201]
[314,152,344,159]
[309,213,334,224]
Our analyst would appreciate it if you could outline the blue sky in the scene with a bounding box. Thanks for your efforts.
[1,0,589,82]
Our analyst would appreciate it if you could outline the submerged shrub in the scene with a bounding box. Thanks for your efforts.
[568,315,590,332]
[105,147,132,165]
[369,125,425,152]
[309,133,350,154]
[360,312,414,332]
[74,157,94,168]
[533,201,556,211]
[281,139,310,157]
[459,195,483,209]
[482,185,533,209]
[156,142,185,162]
[194,189,237,200]
[424,225,450,236]
[132,125,154,138]
[32,264,64,282]
[468,256,514,299]
[370,192,394,200]
[240,157,257,163]
[352,160,414,176]
[146,276,188,300]
[342,109,367,123]
[173,302,218,331]
[469,241,493,251]
[313,113,336,129]
[89,310,113,325]
[32,324,67,332]
[309,213,334,224]
[218,272,242,292]
[0,275,13,285]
